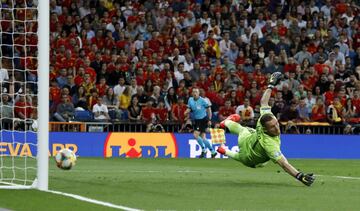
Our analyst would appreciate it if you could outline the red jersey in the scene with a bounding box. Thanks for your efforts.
[116,40,128,50]
[218,106,236,119]
[105,37,115,50]
[352,98,360,112]
[314,63,332,75]
[74,75,84,87]
[156,107,168,123]
[323,91,335,105]
[96,84,109,97]
[195,80,210,91]
[50,86,61,102]
[141,107,156,122]
[85,67,97,82]
[284,63,297,73]
[91,37,105,49]
[148,38,162,51]
[14,101,33,118]
[171,104,187,122]
[312,105,326,121]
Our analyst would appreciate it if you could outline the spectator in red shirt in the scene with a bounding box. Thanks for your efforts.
[15,95,33,119]
[50,80,61,104]
[171,97,187,123]
[312,97,327,122]
[156,101,168,123]
[218,99,236,122]
[74,67,86,86]
[96,77,109,98]
[352,90,360,113]
[141,100,156,123]
[323,83,336,105]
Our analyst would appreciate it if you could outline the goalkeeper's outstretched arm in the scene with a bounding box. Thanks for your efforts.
[277,155,315,186]
[260,88,272,107]
[277,156,299,177]
[261,72,282,107]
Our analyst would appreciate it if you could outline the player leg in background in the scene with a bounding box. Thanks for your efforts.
[200,132,217,158]
[193,130,207,158]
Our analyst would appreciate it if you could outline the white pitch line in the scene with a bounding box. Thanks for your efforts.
[45,189,141,211]
[316,174,360,180]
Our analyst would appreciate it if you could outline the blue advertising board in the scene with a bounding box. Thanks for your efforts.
[0,131,359,159]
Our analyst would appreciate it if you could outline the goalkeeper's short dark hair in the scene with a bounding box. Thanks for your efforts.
[260,113,275,126]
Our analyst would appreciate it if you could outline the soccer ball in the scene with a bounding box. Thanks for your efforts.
[55,148,77,170]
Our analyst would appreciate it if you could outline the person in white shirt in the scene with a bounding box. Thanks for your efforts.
[270,14,278,27]
[198,23,209,42]
[309,0,319,14]
[241,27,251,44]
[324,52,337,70]
[283,12,292,28]
[121,0,133,20]
[335,35,350,56]
[249,19,263,39]
[342,8,354,25]
[0,60,9,83]
[50,0,62,15]
[174,63,185,83]
[113,77,126,98]
[129,78,138,97]
[320,0,333,19]
[305,91,316,114]
[79,1,91,19]
[256,13,266,29]
[297,13,307,28]
[184,11,196,28]
[93,98,110,121]
[297,2,306,15]
[134,34,144,50]
[183,54,194,72]
[200,11,211,26]
[106,17,117,33]
[169,48,186,64]
[332,45,346,65]
[219,32,234,57]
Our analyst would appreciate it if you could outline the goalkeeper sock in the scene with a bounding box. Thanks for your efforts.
[203,138,216,154]
[225,120,242,134]
[196,137,206,152]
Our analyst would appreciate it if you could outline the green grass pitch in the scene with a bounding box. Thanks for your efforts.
[1,158,360,210]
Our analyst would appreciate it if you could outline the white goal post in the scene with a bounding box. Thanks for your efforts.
[37,0,50,191]
[0,0,49,190]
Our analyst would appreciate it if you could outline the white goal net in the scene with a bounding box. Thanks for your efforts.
[0,0,48,189]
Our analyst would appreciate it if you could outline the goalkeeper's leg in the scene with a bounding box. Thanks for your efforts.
[224,120,250,135]
[218,120,251,161]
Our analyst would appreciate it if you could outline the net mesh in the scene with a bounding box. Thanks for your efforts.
[0,0,39,186]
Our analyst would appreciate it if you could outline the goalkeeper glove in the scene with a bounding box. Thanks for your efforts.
[296,172,315,186]
[267,72,282,89]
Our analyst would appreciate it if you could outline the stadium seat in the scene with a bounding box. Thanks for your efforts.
[108,110,117,120]
[74,111,94,122]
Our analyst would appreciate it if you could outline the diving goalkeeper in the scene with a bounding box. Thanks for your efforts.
[217,72,315,186]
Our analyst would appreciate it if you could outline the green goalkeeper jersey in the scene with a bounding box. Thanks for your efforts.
[238,106,282,167]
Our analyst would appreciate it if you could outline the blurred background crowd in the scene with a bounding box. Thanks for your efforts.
[1,0,360,132]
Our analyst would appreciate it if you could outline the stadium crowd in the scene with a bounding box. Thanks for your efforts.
[1,0,360,132]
